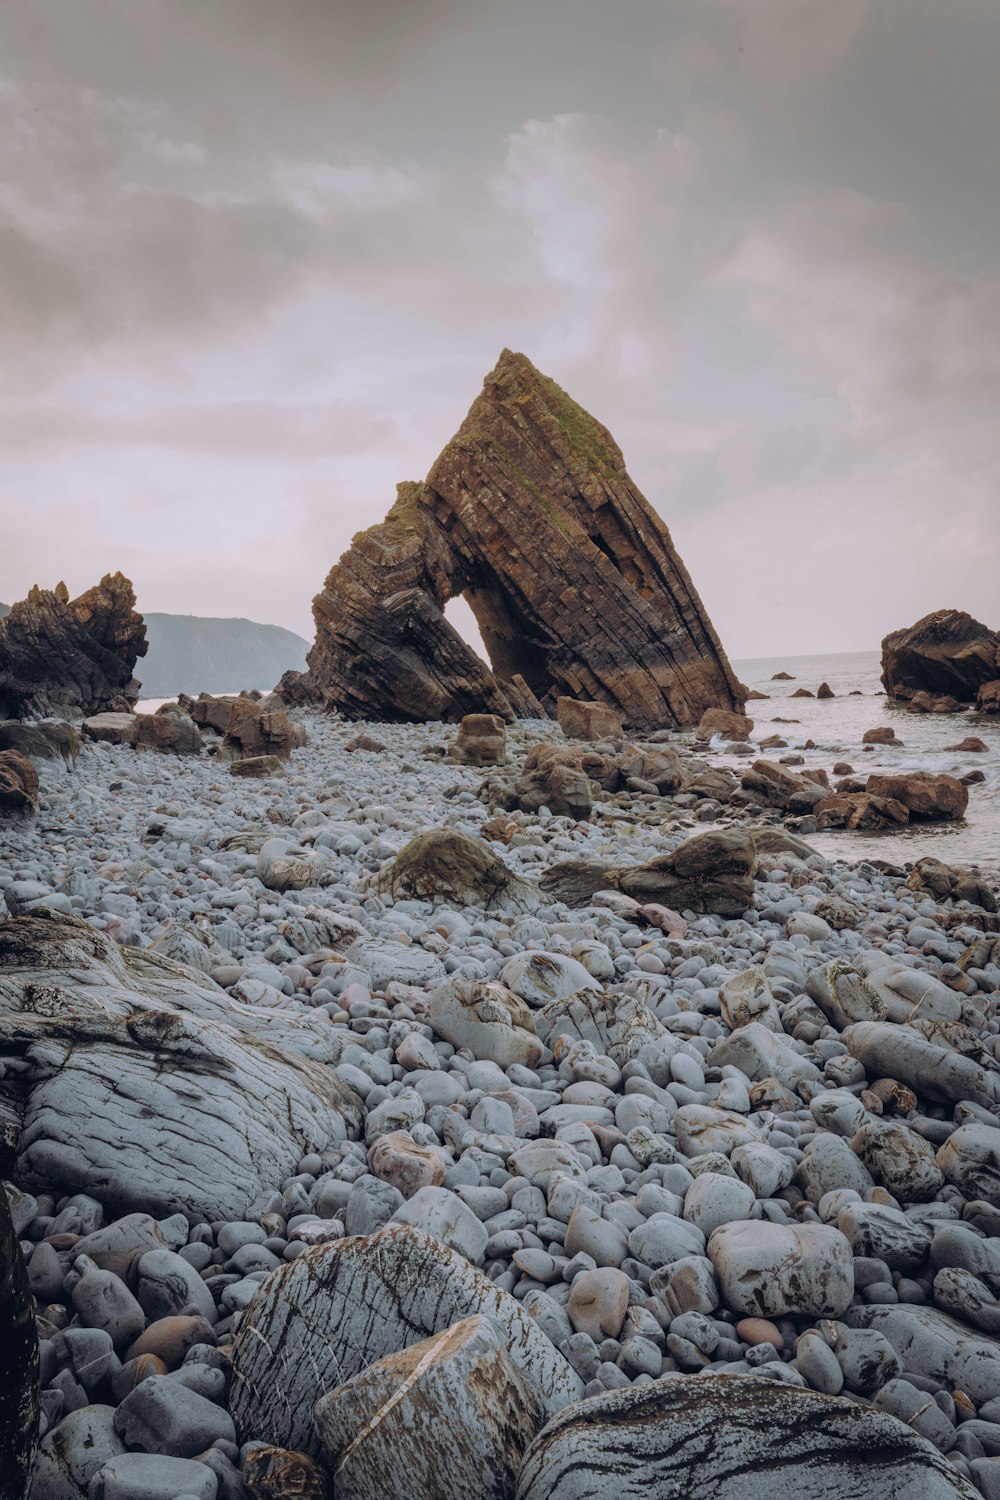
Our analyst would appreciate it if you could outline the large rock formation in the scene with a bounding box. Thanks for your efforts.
[306,351,743,730]
[0,574,146,719]
[881,609,999,704]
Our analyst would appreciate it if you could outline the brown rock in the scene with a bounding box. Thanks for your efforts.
[977,679,1000,713]
[482,742,597,820]
[556,698,623,741]
[816,682,835,699]
[771,672,794,681]
[0,573,146,719]
[81,712,137,746]
[369,829,546,913]
[862,726,901,744]
[865,771,968,821]
[133,708,202,755]
[190,693,244,733]
[735,1317,783,1347]
[790,687,815,698]
[224,699,307,761]
[740,760,818,811]
[697,707,753,741]
[244,1446,330,1500]
[124,1315,216,1369]
[541,829,756,915]
[906,690,967,714]
[757,734,786,750]
[881,608,999,703]
[905,857,996,912]
[448,713,507,765]
[345,732,387,752]
[305,351,744,729]
[814,793,910,831]
[0,722,79,768]
[0,751,39,818]
[231,755,285,778]
[746,689,769,700]
[368,1131,446,1198]
[832,762,854,776]
[943,737,987,752]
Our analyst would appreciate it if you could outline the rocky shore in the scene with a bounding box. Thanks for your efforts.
[3,706,1000,1499]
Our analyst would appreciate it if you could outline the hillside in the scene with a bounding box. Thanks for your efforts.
[139,613,309,697]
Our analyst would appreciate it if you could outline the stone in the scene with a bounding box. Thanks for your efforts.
[708,1221,854,1316]
[390,1186,490,1262]
[611,829,756,917]
[906,857,997,912]
[906,689,967,713]
[1,1182,38,1497]
[313,1315,545,1500]
[719,968,782,1032]
[242,1446,329,1500]
[369,1132,447,1199]
[697,707,753,741]
[449,713,507,765]
[87,1452,218,1500]
[674,1106,762,1158]
[865,772,968,821]
[850,1119,945,1202]
[862,726,901,744]
[133,710,203,756]
[567,1268,630,1341]
[977,678,1000,713]
[936,1123,1000,1206]
[304,350,744,729]
[0,910,362,1220]
[230,755,285,779]
[426,978,544,1068]
[113,1373,235,1457]
[125,1317,217,1369]
[0,720,79,767]
[230,1225,583,1458]
[222,698,307,761]
[29,1403,126,1498]
[515,1373,979,1500]
[0,750,39,818]
[683,1172,756,1236]
[71,1269,146,1351]
[881,608,999,704]
[709,1022,822,1089]
[499,951,599,1009]
[0,573,146,720]
[533,989,665,1067]
[843,1021,999,1107]
[556,699,623,741]
[814,792,910,831]
[847,1303,1000,1407]
[836,1202,931,1269]
[797,1134,874,1202]
[564,1206,629,1267]
[370,829,545,912]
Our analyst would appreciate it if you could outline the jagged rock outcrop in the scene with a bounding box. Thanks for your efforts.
[0,574,147,719]
[881,609,999,703]
[306,351,742,730]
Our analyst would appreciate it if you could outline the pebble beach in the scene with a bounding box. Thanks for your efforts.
[3,703,1000,1499]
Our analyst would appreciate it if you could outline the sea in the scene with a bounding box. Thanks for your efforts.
[136,649,1000,878]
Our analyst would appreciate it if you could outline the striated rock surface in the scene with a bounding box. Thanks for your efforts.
[306,351,742,729]
[0,574,146,719]
[0,1184,38,1496]
[881,609,999,703]
[515,1373,980,1500]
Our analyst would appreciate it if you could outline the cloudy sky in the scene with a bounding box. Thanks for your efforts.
[1,0,997,659]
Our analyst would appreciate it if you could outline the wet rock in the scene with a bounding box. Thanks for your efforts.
[881,608,999,704]
[865,772,968,822]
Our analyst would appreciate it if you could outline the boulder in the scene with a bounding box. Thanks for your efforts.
[426,978,544,1068]
[0,573,146,719]
[81,712,138,746]
[865,772,968,821]
[0,720,79,768]
[862,726,901,744]
[936,1123,1000,1206]
[905,856,996,911]
[881,609,999,703]
[843,1020,999,1107]
[906,690,967,713]
[614,829,756,917]
[229,1224,583,1458]
[556,698,623,741]
[697,707,753,741]
[313,1315,545,1500]
[0,910,361,1219]
[814,792,910,831]
[709,1221,854,1316]
[514,1373,980,1500]
[369,829,546,912]
[224,699,307,761]
[816,681,835,698]
[448,713,507,765]
[490,742,597,819]
[133,708,203,755]
[977,678,1000,713]
[305,350,744,729]
[740,760,815,810]
[0,751,38,819]
[242,1446,330,1499]
[231,754,285,778]
[847,1303,1000,1408]
[533,990,666,1067]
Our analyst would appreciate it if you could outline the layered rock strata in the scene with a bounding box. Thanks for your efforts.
[0,574,146,719]
[881,610,999,705]
[306,351,742,729]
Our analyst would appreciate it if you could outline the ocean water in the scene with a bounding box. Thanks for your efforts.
[726,650,1000,876]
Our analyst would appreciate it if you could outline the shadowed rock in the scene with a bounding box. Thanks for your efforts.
[881,609,999,704]
[0,574,146,719]
[306,351,743,729]
[0,1184,38,1497]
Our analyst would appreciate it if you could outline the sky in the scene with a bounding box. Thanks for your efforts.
[1,0,998,659]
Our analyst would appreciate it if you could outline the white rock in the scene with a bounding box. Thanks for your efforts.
[719,968,782,1033]
[498,951,599,1008]
[391,1186,489,1263]
[426,979,543,1069]
[708,1221,854,1316]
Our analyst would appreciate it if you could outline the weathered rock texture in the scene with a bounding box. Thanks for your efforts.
[0,1185,38,1497]
[230,1224,583,1459]
[0,910,362,1219]
[0,574,147,719]
[881,609,999,704]
[514,1373,980,1500]
[306,351,742,729]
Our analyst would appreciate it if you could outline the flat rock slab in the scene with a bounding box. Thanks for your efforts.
[0,910,362,1220]
[230,1223,583,1459]
[515,1372,980,1500]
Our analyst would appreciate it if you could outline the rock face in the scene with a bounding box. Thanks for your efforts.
[0,910,362,1219]
[0,574,146,719]
[0,1185,38,1497]
[881,609,999,703]
[229,1224,583,1459]
[514,1373,980,1500]
[306,351,743,729]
